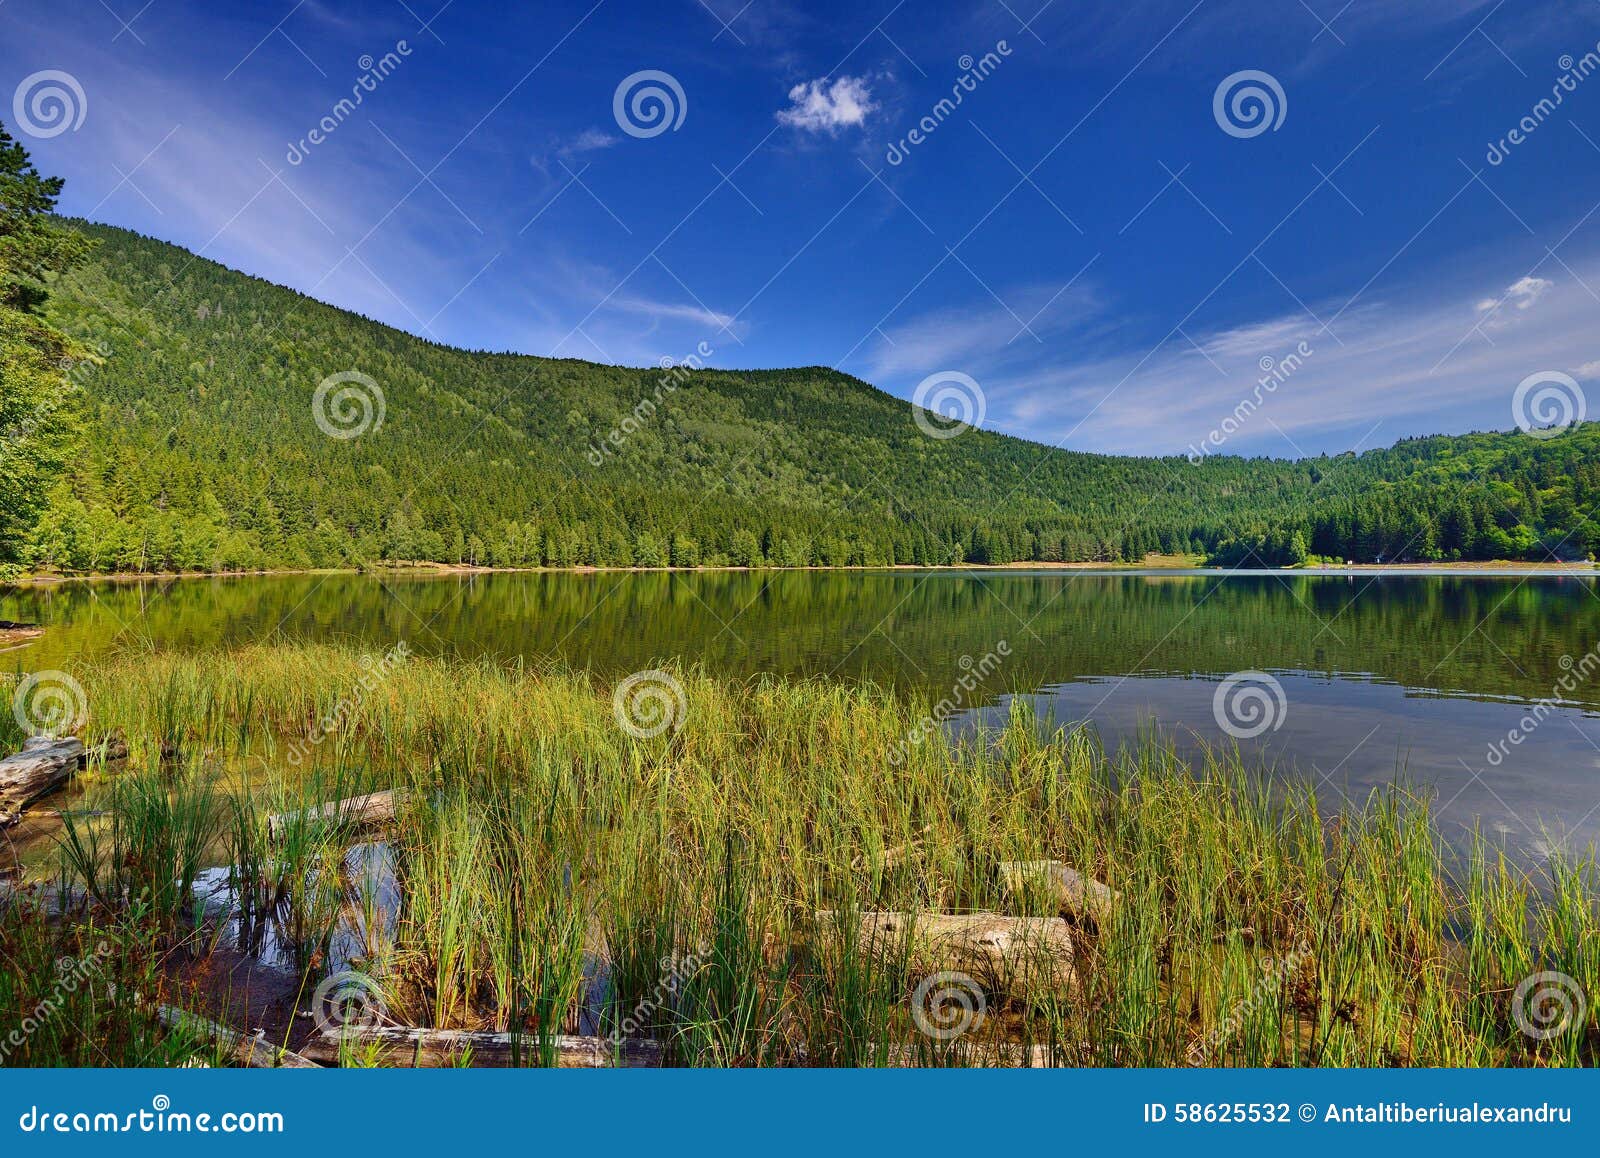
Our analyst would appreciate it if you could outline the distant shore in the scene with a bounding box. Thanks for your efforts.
[6,556,1596,588]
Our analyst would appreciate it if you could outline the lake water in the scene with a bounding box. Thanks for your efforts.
[5,569,1600,857]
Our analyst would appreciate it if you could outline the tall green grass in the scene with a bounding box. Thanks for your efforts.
[5,642,1596,1067]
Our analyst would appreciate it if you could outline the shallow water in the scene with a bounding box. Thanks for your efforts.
[4,569,1599,854]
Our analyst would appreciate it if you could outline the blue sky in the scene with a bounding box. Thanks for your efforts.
[4,0,1600,457]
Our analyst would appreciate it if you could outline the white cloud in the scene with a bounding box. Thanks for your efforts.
[609,295,735,331]
[855,261,1600,456]
[1476,275,1552,314]
[860,281,1104,378]
[776,76,876,133]
[529,128,619,176]
[559,128,618,156]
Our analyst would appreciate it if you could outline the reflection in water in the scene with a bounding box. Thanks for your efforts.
[976,674,1600,856]
[4,569,1600,852]
[193,841,398,973]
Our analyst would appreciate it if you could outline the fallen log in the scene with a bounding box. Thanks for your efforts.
[299,1026,664,1068]
[267,789,410,842]
[0,620,44,643]
[999,860,1118,925]
[0,736,85,822]
[819,909,1077,993]
[155,1004,321,1069]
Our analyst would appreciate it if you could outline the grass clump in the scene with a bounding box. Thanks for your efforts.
[4,642,1596,1067]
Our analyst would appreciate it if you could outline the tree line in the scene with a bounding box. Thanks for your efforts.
[3,127,1596,579]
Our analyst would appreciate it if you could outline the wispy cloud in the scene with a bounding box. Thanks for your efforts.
[1477,274,1552,314]
[857,261,1600,457]
[609,295,735,331]
[550,127,618,161]
[777,76,877,133]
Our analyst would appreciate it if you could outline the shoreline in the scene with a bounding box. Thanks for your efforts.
[6,558,1597,587]
[5,645,1594,1070]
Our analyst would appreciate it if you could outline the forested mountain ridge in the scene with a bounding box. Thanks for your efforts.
[13,218,1600,574]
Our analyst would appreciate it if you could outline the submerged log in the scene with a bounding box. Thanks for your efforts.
[156,1004,320,1069]
[0,736,85,821]
[820,909,1077,993]
[300,1026,664,1068]
[999,860,1118,925]
[0,620,44,642]
[267,788,409,842]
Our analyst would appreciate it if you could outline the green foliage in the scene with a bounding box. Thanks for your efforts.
[36,643,1600,1066]
[8,209,1598,573]
[0,123,94,568]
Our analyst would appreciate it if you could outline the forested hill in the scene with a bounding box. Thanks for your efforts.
[17,219,1600,573]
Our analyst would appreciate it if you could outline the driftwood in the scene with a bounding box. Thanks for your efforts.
[267,789,409,842]
[820,909,1077,993]
[999,860,1118,925]
[155,1004,320,1069]
[299,1026,664,1068]
[0,736,85,822]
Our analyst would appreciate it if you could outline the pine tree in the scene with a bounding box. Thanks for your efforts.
[1,122,95,568]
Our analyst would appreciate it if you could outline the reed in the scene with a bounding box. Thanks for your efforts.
[3,641,1595,1067]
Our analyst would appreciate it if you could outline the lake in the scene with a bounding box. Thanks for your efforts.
[5,568,1600,857]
